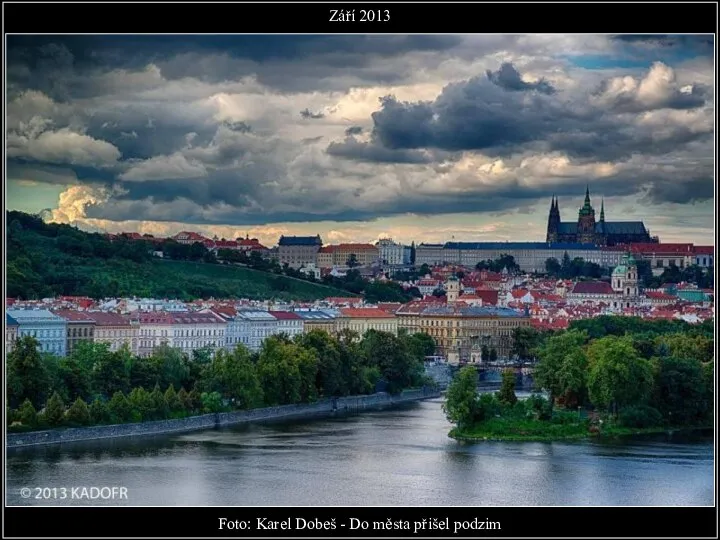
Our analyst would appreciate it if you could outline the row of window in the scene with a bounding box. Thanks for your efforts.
[173,329,224,337]
[68,327,93,338]
[21,329,63,338]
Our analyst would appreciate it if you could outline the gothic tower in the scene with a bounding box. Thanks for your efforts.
[577,185,596,244]
[546,195,560,243]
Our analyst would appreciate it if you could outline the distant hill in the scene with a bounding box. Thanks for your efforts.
[6,211,355,302]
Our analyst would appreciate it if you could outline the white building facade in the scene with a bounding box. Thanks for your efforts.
[171,311,227,356]
[235,310,278,352]
[376,238,405,266]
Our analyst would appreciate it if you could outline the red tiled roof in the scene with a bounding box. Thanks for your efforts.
[629,243,694,255]
[339,308,394,318]
[212,306,238,317]
[52,309,96,322]
[137,312,174,324]
[318,246,336,253]
[268,311,303,320]
[377,302,403,313]
[571,281,615,295]
[473,290,499,305]
[694,245,714,255]
[334,243,378,250]
[215,240,238,248]
[646,291,676,300]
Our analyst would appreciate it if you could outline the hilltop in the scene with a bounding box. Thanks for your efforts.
[6,211,355,302]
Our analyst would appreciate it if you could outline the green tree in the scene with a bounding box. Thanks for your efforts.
[488,348,498,363]
[57,355,92,403]
[346,254,359,268]
[6,335,50,409]
[89,398,110,425]
[443,366,480,429]
[587,336,654,415]
[18,399,38,427]
[203,348,264,409]
[150,384,169,420]
[200,391,224,413]
[545,257,561,277]
[555,347,588,408]
[93,346,131,397]
[107,391,132,423]
[164,385,182,414]
[650,356,707,425]
[362,330,423,394]
[177,387,192,412]
[655,333,713,364]
[405,332,436,359]
[497,369,518,406]
[535,329,589,410]
[257,337,303,405]
[150,345,191,390]
[511,327,544,360]
[128,387,153,422]
[45,391,66,427]
[65,397,91,426]
[296,330,346,397]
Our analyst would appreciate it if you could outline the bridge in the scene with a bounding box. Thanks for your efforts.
[424,361,536,390]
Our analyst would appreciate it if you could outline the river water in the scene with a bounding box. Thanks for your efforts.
[6,393,714,506]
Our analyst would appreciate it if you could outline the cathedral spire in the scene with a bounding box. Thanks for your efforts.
[584,184,591,205]
[600,197,605,222]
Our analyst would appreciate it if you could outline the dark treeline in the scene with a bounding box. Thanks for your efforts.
[635,259,713,289]
[545,254,603,279]
[6,329,436,432]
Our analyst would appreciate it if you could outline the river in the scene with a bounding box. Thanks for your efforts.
[5,393,714,506]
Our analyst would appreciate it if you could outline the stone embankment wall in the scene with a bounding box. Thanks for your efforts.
[7,388,440,448]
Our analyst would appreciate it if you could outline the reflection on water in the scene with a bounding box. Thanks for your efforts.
[6,398,714,506]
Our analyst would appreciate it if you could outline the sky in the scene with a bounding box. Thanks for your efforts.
[6,34,716,247]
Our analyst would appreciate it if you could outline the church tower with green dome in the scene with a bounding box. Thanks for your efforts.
[612,252,640,310]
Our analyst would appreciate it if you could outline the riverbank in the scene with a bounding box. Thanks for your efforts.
[7,388,440,448]
[450,420,712,442]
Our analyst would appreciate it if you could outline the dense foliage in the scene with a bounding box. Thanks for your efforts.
[475,254,520,274]
[445,317,714,438]
[545,254,603,279]
[6,329,435,432]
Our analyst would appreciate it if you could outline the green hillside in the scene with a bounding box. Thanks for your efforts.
[6,211,354,302]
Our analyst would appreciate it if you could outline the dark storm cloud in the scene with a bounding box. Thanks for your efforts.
[642,176,716,205]
[7,35,464,96]
[345,126,363,136]
[300,109,325,119]
[486,63,555,94]
[356,63,711,161]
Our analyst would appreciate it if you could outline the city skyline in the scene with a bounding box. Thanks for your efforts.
[7,34,715,247]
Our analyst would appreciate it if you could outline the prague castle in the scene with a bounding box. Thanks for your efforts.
[546,187,657,246]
